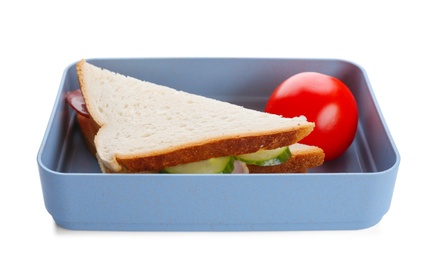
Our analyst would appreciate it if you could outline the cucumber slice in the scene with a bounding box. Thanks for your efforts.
[161,156,235,174]
[235,146,292,166]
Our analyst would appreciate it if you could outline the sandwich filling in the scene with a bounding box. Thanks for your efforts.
[161,145,293,174]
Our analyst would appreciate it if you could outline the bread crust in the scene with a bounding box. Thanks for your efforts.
[76,113,99,156]
[117,125,313,172]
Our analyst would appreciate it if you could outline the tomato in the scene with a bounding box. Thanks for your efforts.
[265,72,358,161]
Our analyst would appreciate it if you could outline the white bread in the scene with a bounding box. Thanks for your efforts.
[76,59,318,173]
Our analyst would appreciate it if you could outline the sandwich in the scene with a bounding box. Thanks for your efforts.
[66,59,324,174]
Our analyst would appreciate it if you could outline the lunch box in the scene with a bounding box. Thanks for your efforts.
[37,58,400,231]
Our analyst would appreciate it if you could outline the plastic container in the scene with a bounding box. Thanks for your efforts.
[37,58,400,231]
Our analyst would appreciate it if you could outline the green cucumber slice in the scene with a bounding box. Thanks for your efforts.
[161,156,235,174]
[235,146,292,166]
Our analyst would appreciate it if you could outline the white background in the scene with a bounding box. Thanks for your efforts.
[2,0,438,259]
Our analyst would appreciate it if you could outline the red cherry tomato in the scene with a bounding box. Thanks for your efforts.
[265,72,358,161]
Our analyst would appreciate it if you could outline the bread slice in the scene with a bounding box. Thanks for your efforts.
[76,113,324,173]
[76,59,317,173]
[247,143,324,173]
